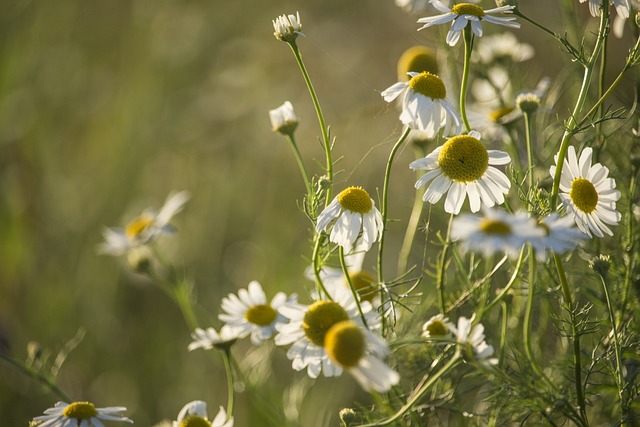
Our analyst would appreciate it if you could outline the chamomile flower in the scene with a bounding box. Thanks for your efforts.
[307,252,379,303]
[316,187,383,253]
[474,32,534,64]
[450,316,497,366]
[173,401,233,427]
[272,12,303,43]
[422,314,454,339]
[451,208,544,258]
[98,191,190,256]
[382,71,461,137]
[32,401,133,427]
[580,0,630,19]
[417,1,520,47]
[188,326,240,351]
[529,214,588,261]
[219,281,295,345]
[274,285,380,380]
[550,146,621,238]
[269,101,299,136]
[410,131,511,214]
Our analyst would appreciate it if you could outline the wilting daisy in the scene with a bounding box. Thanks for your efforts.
[173,401,233,427]
[32,401,133,427]
[450,316,497,366]
[98,191,190,256]
[219,281,295,345]
[451,208,544,258]
[382,71,461,137]
[269,101,299,136]
[316,186,383,252]
[188,326,240,351]
[272,12,303,43]
[410,131,511,214]
[550,146,621,238]
[422,314,454,339]
[579,0,630,18]
[417,1,520,47]
[529,214,588,261]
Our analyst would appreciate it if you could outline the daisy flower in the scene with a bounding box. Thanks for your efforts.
[422,314,454,339]
[98,191,190,256]
[450,316,497,366]
[173,401,233,427]
[474,32,534,65]
[529,214,588,261]
[32,401,133,427]
[269,101,298,136]
[417,1,520,47]
[188,325,240,351]
[550,146,621,238]
[580,0,630,19]
[382,71,461,137]
[307,252,379,303]
[410,131,511,214]
[272,12,303,43]
[219,281,295,346]
[614,0,640,37]
[451,208,544,258]
[316,186,383,253]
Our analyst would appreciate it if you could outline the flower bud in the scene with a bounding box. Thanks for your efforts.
[273,12,303,44]
[516,92,541,114]
[589,254,611,278]
[269,101,299,136]
[339,408,357,426]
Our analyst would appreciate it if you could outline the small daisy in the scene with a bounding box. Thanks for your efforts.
[188,325,240,351]
[269,101,299,136]
[422,314,454,339]
[219,281,295,346]
[173,401,233,427]
[274,286,380,379]
[550,146,621,238]
[449,316,497,366]
[410,131,511,214]
[272,12,303,43]
[580,0,630,19]
[32,401,133,427]
[530,214,588,261]
[451,208,544,258]
[98,191,190,256]
[316,186,383,253]
[417,1,520,47]
[382,71,461,137]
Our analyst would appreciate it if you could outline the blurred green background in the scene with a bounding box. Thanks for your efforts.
[0,0,636,425]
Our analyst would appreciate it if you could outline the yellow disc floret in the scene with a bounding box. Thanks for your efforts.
[180,416,211,427]
[338,187,373,214]
[438,135,489,182]
[425,319,448,336]
[397,46,439,81]
[303,301,350,347]
[451,3,485,17]
[324,320,366,368]
[125,214,154,239]
[63,402,98,420]
[570,178,598,213]
[245,304,277,326]
[346,271,378,302]
[408,72,447,99]
[479,219,512,235]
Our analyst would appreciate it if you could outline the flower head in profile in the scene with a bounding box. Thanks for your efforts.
[269,101,299,136]
[410,131,511,214]
[450,316,497,366]
[98,191,190,256]
[529,214,588,261]
[422,314,454,339]
[272,12,303,43]
[219,281,295,346]
[188,326,240,352]
[451,208,544,258]
[580,0,630,19]
[550,146,621,238]
[417,1,520,47]
[173,401,233,427]
[316,187,383,253]
[382,71,461,138]
[32,401,133,427]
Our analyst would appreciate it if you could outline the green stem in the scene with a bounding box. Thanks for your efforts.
[513,9,561,40]
[222,348,236,418]
[289,42,333,204]
[339,246,368,328]
[436,214,454,314]
[286,134,313,197]
[482,247,526,315]
[311,233,332,300]
[621,171,638,317]
[523,111,535,192]
[0,353,72,402]
[523,245,547,379]
[460,27,473,133]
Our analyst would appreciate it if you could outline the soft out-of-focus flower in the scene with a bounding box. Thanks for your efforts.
[580,0,630,19]
[613,0,640,37]
[410,131,511,214]
[316,187,383,252]
[474,32,534,64]
[550,146,621,238]
[98,191,190,256]
[269,101,298,136]
[382,71,461,137]
[422,314,454,339]
[397,45,439,80]
[417,1,520,47]
[451,208,544,258]
[188,326,240,351]
[173,401,233,427]
[219,281,295,346]
[450,316,498,366]
[272,12,303,43]
[530,214,588,261]
[32,401,133,427]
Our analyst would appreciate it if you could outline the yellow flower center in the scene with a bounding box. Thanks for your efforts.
[570,178,598,213]
[303,301,350,347]
[324,321,366,368]
[244,304,277,326]
[125,214,154,239]
[488,107,515,123]
[408,72,447,99]
[451,3,485,17]
[479,219,512,235]
[425,320,448,336]
[180,416,211,427]
[397,46,439,81]
[338,187,373,214]
[346,271,378,302]
[438,135,489,182]
[63,402,98,420]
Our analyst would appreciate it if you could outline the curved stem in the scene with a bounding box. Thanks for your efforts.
[340,246,368,329]
[286,134,313,197]
[222,348,236,419]
[311,233,332,300]
[436,214,454,314]
[460,27,473,133]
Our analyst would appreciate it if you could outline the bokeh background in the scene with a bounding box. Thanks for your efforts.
[1,0,636,425]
